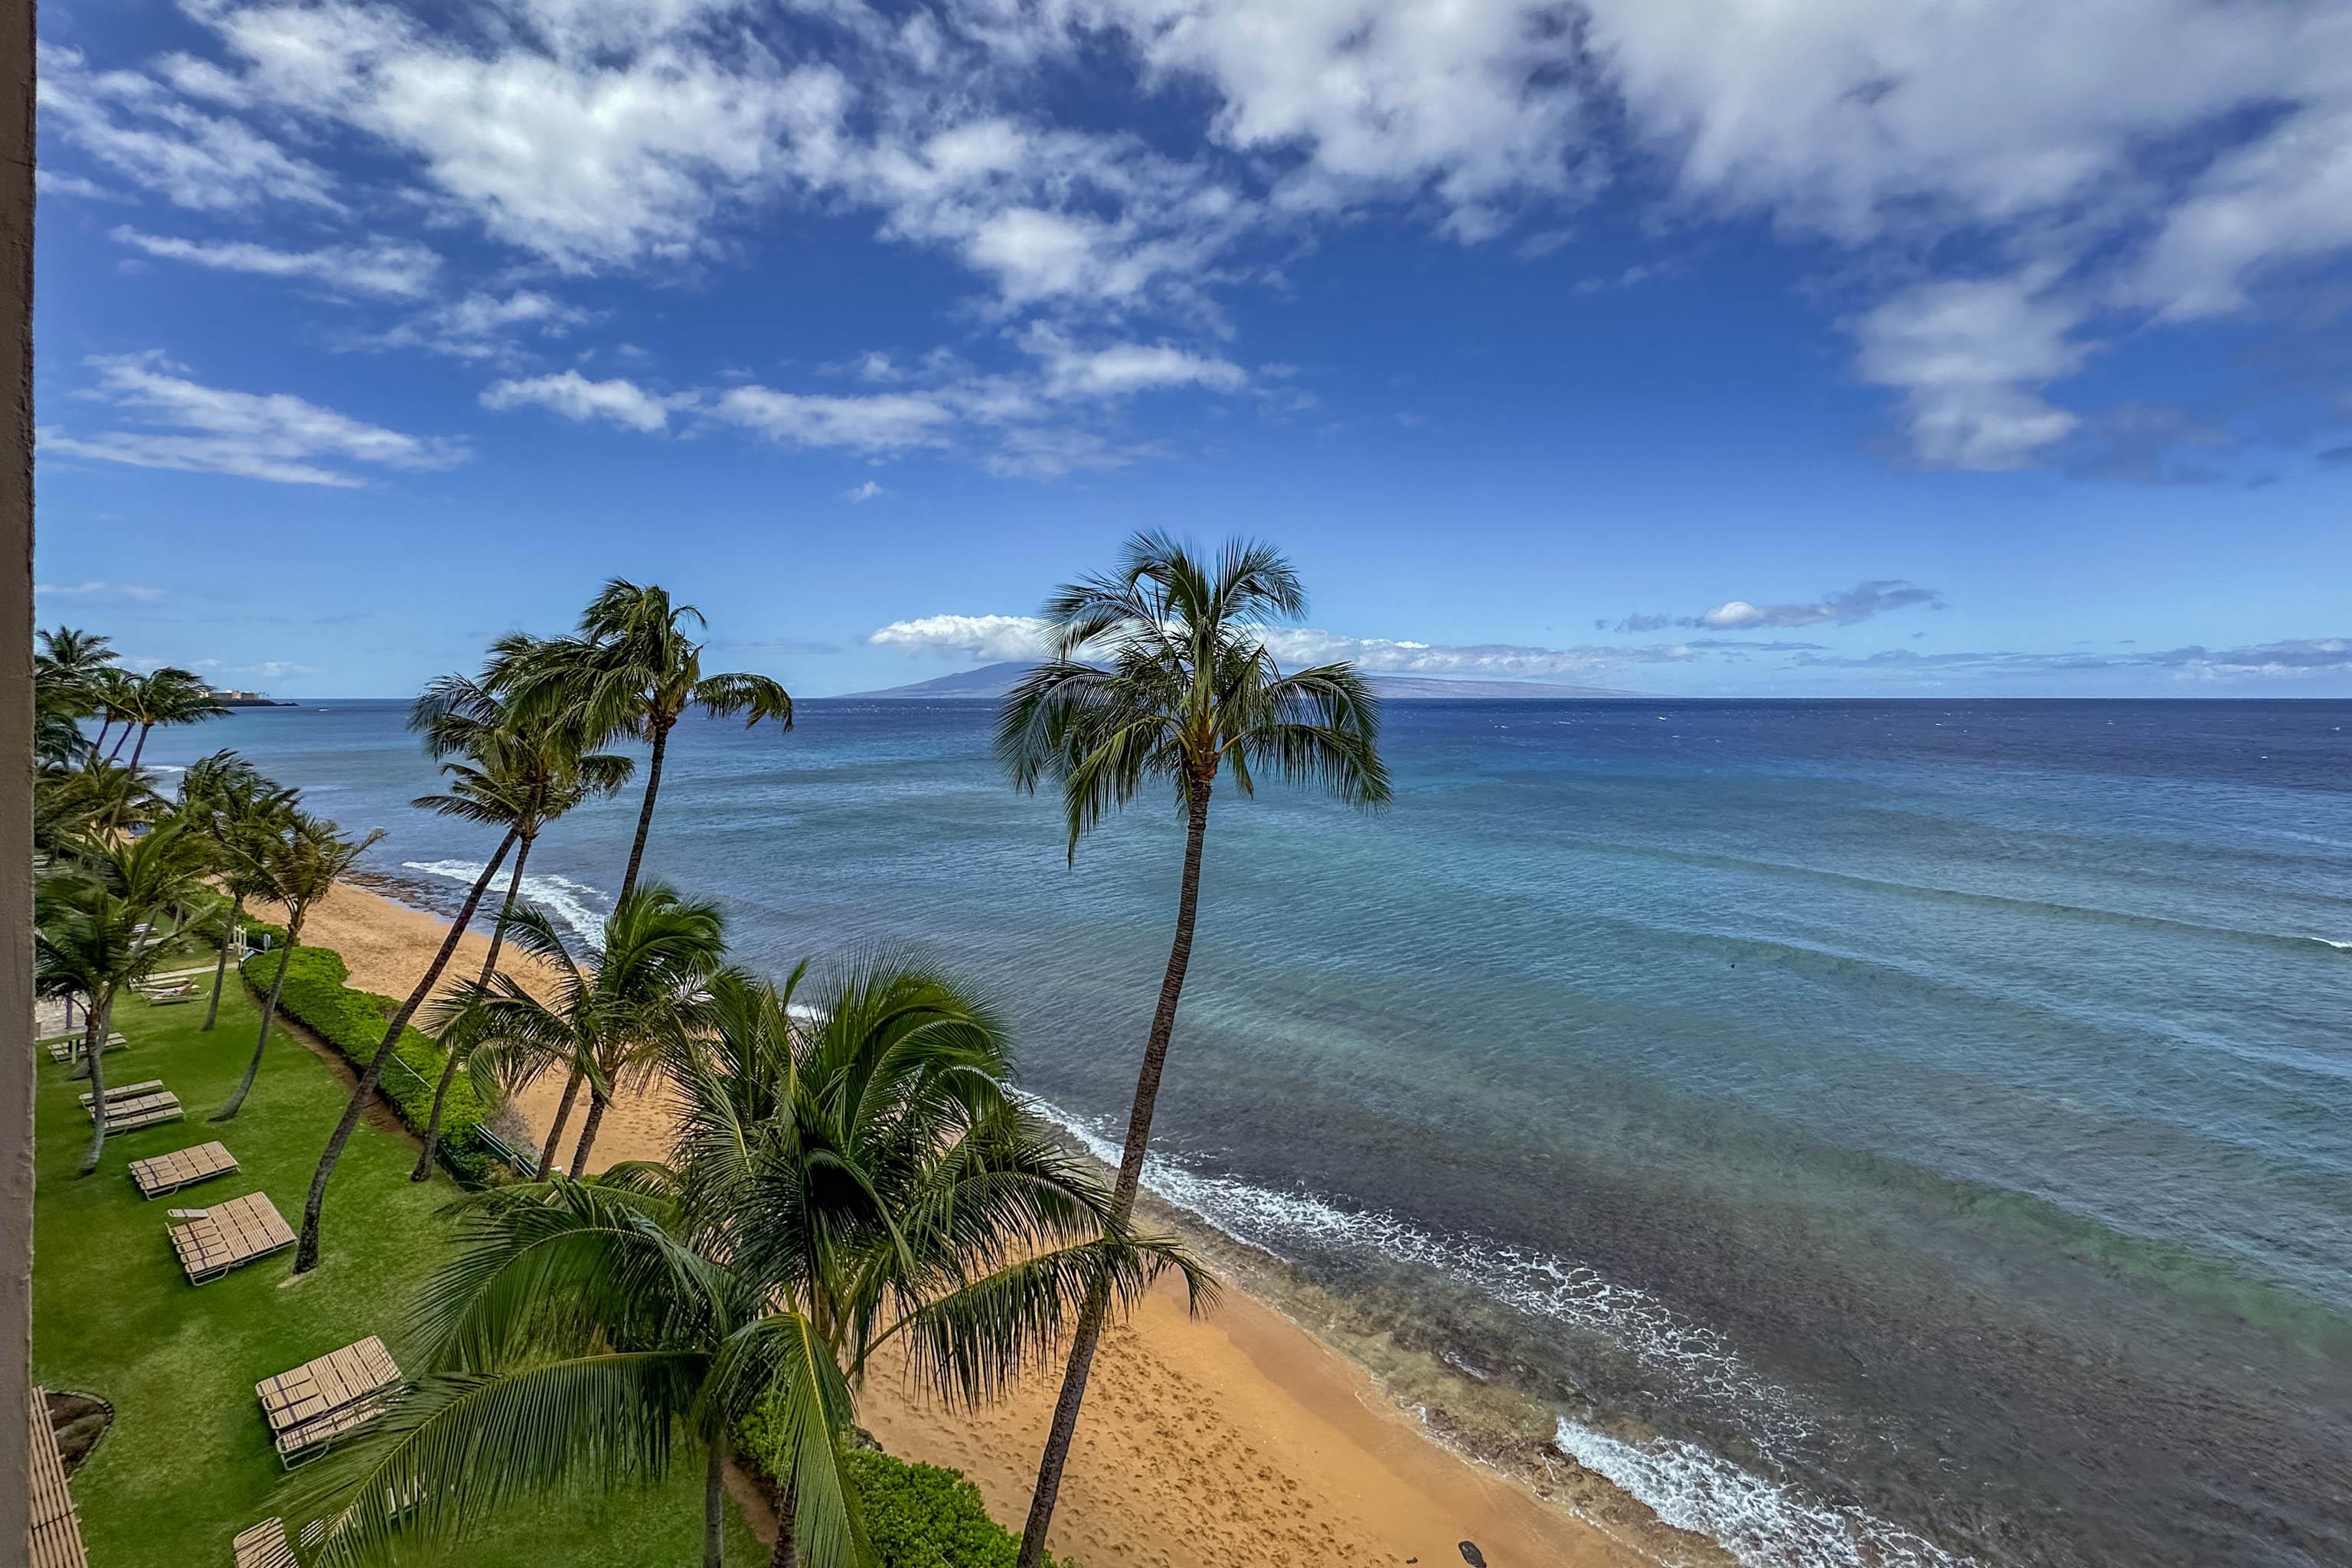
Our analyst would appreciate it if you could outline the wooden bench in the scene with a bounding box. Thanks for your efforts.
[44,1034,126,1064]
[168,1194,296,1284]
[129,1142,239,1200]
[30,1388,90,1568]
[80,1082,182,1131]
[230,1518,300,1568]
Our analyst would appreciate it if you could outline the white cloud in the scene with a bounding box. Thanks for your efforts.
[110,225,440,299]
[868,613,1050,662]
[844,480,887,501]
[1655,580,1940,632]
[2129,102,2352,322]
[481,371,688,433]
[711,387,959,452]
[44,351,465,487]
[378,290,590,361]
[34,581,165,603]
[1023,326,1248,399]
[1851,272,2088,470]
[35,170,121,200]
[39,43,338,211]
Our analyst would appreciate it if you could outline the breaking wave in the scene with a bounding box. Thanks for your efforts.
[400,860,612,951]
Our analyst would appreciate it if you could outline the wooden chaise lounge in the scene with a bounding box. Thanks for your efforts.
[44,1033,126,1064]
[230,1517,301,1568]
[168,1193,296,1284]
[31,1387,91,1568]
[78,1080,181,1131]
[258,1335,403,1465]
[129,1141,239,1199]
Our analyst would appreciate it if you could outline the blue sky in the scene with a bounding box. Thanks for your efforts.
[31,0,2352,697]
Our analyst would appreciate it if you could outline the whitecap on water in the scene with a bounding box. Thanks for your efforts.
[400,860,612,951]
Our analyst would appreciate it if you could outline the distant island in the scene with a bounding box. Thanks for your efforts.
[843,661,1645,701]
[204,688,298,707]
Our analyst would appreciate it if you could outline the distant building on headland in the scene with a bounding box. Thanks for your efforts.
[202,688,297,707]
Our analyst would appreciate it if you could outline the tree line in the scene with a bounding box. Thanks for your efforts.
[33,534,1390,1567]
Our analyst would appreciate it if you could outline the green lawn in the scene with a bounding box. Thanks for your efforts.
[33,975,761,1566]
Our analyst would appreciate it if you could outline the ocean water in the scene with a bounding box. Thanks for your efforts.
[144,698,2352,1568]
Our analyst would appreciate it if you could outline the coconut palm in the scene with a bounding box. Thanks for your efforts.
[35,761,162,858]
[495,582,794,903]
[282,952,1206,1568]
[84,667,142,765]
[37,824,211,1171]
[35,626,115,769]
[122,666,230,768]
[405,671,634,1181]
[215,812,384,1121]
[440,885,727,1182]
[995,532,1390,1565]
[176,751,299,1031]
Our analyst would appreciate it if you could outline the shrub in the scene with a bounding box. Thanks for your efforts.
[732,1410,1068,1568]
[240,946,501,1185]
[243,918,288,950]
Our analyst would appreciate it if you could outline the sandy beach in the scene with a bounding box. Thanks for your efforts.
[298,877,1677,1568]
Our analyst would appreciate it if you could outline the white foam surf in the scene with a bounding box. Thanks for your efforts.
[1550,1419,1971,1568]
[1023,1094,1975,1568]
[400,861,611,951]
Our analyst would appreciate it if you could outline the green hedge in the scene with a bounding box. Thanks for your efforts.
[240,946,500,1186]
[733,1408,1067,1568]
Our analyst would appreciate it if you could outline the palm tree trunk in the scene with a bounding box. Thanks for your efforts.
[88,717,111,761]
[203,893,242,1031]
[619,717,669,903]
[128,722,153,769]
[105,724,132,763]
[216,907,304,1120]
[413,833,531,1182]
[568,1086,608,1178]
[293,834,514,1273]
[534,1070,582,1180]
[1015,787,1211,1568]
[768,1475,799,1568]
[77,994,117,1175]
[704,1426,730,1568]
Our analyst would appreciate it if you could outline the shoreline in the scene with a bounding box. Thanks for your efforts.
[301,876,1691,1568]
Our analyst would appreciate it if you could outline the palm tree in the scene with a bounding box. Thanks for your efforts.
[122,666,229,768]
[176,751,299,1031]
[214,812,384,1121]
[291,707,587,1273]
[405,671,634,1181]
[35,626,116,769]
[496,582,794,903]
[84,666,141,766]
[440,885,726,1182]
[282,952,1205,1568]
[35,761,162,858]
[37,825,211,1171]
[995,533,1390,1566]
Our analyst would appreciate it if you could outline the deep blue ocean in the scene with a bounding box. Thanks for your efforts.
[143,697,2352,1568]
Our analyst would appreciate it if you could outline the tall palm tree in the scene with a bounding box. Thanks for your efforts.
[283,952,1205,1568]
[995,533,1390,1566]
[121,666,229,768]
[37,824,211,1171]
[292,711,579,1273]
[176,751,299,1031]
[35,626,115,769]
[84,666,141,766]
[34,761,162,858]
[441,885,726,1183]
[496,582,794,903]
[214,812,384,1121]
[405,672,634,1181]
[491,590,790,1182]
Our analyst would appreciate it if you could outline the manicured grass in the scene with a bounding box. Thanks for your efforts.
[32,972,761,1566]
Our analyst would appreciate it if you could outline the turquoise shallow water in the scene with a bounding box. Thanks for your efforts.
[145,697,2352,1568]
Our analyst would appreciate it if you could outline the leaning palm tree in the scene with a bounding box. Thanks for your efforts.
[122,666,229,768]
[37,824,211,1171]
[35,626,115,770]
[280,952,1206,1568]
[495,583,793,903]
[405,672,633,1181]
[440,884,727,1182]
[176,751,298,1031]
[34,760,162,859]
[215,812,384,1121]
[995,532,1390,1566]
[83,665,141,765]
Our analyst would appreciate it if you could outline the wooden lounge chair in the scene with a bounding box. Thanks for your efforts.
[259,1336,403,1466]
[31,1387,91,1568]
[44,1033,126,1064]
[230,1518,302,1568]
[80,1080,183,1131]
[129,1141,239,1200]
[168,1193,296,1284]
